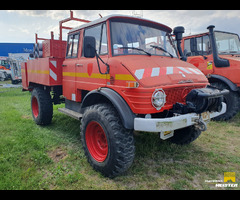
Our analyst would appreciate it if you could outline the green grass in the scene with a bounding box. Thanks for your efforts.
[1,84,240,190]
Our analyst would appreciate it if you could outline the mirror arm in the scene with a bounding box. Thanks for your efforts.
[95,52,110,75]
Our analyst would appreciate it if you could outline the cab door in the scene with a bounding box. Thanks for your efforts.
[75,22,109,92]
[62,31,80,102]
[184,35,214,75]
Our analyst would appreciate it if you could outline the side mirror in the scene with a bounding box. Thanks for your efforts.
[84,36,96,58]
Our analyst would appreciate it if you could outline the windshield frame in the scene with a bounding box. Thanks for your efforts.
[109,18,178,58]
[214,31,240,55]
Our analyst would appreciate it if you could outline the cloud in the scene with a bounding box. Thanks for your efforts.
[7,10,69,20]
[212,10,240,19]
[6,10,240,33]
[142,10,240,35]
[7,10,47,17]
[73,10,132,21]
[2,10,240,43]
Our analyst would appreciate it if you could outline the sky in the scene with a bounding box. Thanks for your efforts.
[0,10,240,43]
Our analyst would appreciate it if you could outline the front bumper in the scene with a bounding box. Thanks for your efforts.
[134,102,226,133]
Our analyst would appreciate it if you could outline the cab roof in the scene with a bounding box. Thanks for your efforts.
[69,14,172,34]
[183,30,239,40]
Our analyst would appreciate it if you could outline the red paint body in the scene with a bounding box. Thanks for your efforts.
[22,14,209,115]
[181,31,240,87]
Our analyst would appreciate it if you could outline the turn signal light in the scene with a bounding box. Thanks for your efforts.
[126,81,139,88]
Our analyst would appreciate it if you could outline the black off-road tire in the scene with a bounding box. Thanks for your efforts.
[80,103,135,178]
[169,125,201,145]
[31,87,53,125]
[211,81,240,121]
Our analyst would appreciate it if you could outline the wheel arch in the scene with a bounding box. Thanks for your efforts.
[208,74,239,92]
[81,88,136,130]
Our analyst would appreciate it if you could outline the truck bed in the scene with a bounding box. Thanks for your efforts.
[21,57,64,90]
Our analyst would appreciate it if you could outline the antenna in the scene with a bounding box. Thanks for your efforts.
[132,10,143,18]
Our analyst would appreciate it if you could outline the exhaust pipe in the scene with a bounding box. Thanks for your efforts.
[207,25,230,67]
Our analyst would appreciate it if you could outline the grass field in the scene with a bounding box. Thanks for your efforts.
[1,83,240,190]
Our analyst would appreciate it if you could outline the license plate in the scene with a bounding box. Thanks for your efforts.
[160,130,174,140]
[201,111,210,121]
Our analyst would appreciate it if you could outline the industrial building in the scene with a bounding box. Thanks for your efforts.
[0,43,34,57]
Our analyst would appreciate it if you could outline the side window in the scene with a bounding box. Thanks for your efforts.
[202,35,211,55]
[66,32,80,58]
[184,35,211,57]
[83,23,108,56]
[184,39,191,56]
[100,24,108,55]
[196,37,202,52]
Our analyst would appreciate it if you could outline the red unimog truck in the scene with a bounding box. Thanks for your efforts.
[21,12,227,177]
[179,25,240,121]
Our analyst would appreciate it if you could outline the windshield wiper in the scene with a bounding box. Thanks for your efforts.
[150,45,174,58]
[120,47,151,56]
[219,51,229,54]
[229,51,238,54]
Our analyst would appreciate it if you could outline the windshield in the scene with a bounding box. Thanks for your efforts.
[110,21,177,57]
[215,31,240,54]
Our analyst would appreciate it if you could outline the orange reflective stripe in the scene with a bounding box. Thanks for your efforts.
[63,72,136,81]
[28,69,49,74]
[63,72,110,79]
[115,74,136,81]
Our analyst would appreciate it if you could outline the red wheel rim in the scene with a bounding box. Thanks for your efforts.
[32,96,39,118]
[85,121,108,162]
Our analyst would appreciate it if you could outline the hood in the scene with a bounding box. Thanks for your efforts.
[115,55,208,87]
[220,54,240,62]
[219,54,240,69]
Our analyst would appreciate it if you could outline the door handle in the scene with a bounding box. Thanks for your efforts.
[76,64,83,67]
[62,64,67,67]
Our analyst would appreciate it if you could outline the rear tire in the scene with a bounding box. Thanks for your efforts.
[31,87,53,125]
[80,103,135,178]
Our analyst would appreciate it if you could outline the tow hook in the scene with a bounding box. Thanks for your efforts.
[195,115,207,132]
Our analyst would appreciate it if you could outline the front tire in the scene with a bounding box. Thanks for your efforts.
[80,103,135,178]
[31,87,53,125]
[169,126,202,145]
[211,81,240,121]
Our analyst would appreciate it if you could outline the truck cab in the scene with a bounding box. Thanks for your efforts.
[181,25,240,120]
[22,13,227,177]
[62,15,219,115]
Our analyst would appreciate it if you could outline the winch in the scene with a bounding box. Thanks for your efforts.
[173,86,229,115]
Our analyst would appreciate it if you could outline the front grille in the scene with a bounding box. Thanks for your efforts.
[122,86,204,114]
[165,86,200,105]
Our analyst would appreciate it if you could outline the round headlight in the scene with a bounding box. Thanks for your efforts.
[152,89,166,110]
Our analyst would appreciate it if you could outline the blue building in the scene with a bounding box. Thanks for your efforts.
[0,43,34,57]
